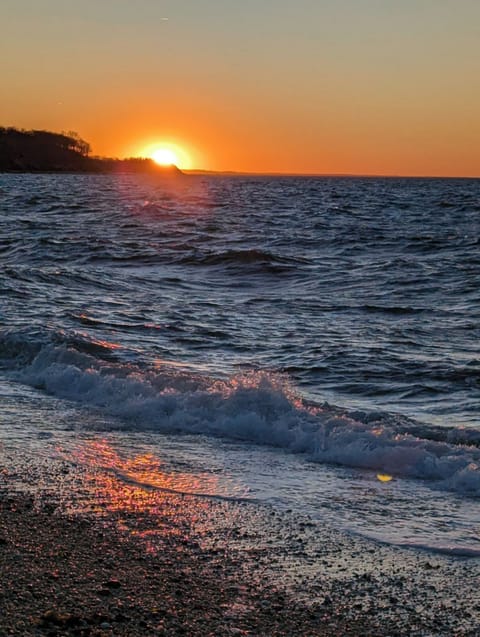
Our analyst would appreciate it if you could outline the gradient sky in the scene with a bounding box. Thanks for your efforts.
[1,0,479,176]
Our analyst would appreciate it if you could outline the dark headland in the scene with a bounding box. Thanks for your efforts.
[0,127,182,175]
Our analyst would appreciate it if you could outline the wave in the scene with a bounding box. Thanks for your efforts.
[1,327,480,497]
[361,304,426,316]
[178,249,307,269]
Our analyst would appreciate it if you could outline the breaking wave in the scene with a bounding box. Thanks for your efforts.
[2,327,480,497]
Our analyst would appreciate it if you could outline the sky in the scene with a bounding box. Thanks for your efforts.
[1,0,479,176]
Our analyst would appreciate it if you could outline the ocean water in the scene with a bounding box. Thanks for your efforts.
[1,173,479,554]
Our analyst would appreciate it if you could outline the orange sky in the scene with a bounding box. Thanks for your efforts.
[1,1,479,176]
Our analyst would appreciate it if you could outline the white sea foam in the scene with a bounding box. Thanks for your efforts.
[8,338,480,498]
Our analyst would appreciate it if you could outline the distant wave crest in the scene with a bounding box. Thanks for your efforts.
[179,248,307,269]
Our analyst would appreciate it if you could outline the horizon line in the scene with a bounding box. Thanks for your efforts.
[183,168,480,180]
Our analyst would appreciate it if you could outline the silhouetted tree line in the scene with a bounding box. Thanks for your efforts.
[0,128,91,171]
[0,127,182,174]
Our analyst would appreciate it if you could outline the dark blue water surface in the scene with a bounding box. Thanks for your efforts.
[1,174,479,426]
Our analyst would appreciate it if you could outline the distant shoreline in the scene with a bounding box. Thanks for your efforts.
[185,169,480,180]
[1,129,478,179]
[2,169,477,180]
[0,127,183,176]
[0,166,185,176]
[0,169,480,181]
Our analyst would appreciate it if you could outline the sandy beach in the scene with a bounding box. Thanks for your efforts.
[1,449,479,637]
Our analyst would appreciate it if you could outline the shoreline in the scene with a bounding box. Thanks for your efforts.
[0,492,326,636]
[1,454,480,636]
[0,491,371,637]
[2,170,479,180]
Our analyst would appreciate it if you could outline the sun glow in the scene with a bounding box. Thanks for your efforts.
[140,142,192,170]
[151,148,178,166]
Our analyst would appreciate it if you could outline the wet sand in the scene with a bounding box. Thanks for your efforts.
[1,455,480,636]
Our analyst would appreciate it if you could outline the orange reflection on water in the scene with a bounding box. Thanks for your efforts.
[67,440,225,552]
[74,440,223,496]
[89,337,123,350]
[114,171,218,223]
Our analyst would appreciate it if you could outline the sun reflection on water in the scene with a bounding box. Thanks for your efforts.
[71,439,231,497]
[57,439,248,553]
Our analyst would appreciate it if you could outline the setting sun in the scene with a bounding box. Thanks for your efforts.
[151,148,178,166]
[139,142,193,170]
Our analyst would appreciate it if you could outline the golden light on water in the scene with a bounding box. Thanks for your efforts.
[59,440,221,549]
[71,440,223,500]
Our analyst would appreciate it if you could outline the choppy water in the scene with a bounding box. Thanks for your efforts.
[1,173,479,554]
